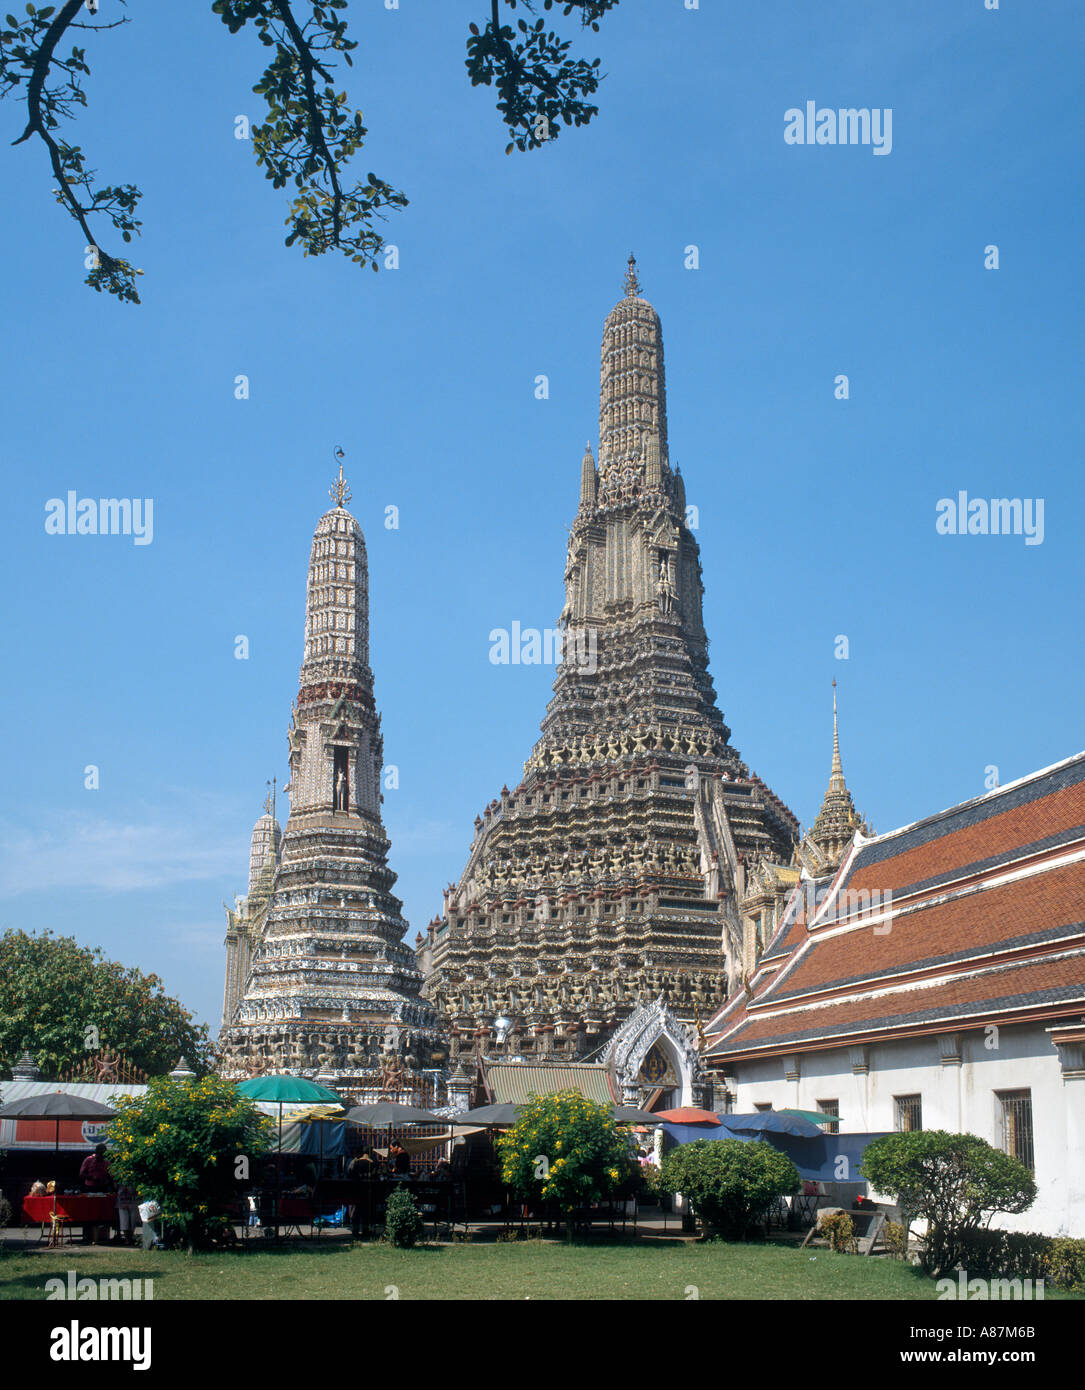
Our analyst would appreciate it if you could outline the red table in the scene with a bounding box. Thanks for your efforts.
[23,1194,116,1245]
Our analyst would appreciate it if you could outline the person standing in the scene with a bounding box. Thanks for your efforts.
[78,1143,113,1244]
[115,1183,139,1246]
[347,1148,374,1238]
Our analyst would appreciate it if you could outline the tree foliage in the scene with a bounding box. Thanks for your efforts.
[107,1074,271,1251]
[466,0,617,154]
[497,1090,631,1217]
[660,1139,801,1240]
[2,0,617,302]
[860,1130,1037,1277]
[0,928,214,1081]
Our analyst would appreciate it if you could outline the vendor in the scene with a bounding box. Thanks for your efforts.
[79,1143,112,1193]
[78,1143,113,1244]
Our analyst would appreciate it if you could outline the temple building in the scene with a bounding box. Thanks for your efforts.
[704,750,1085,1236]
[218,467,442,1099]
[417,259,799,1109]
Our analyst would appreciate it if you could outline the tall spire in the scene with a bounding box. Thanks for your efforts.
[219,480,438,1081]
[421,259,801,1060]
[810,681,863,865]
[829,679,845,790]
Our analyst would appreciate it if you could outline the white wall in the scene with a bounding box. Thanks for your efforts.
[725,1024,1083,1236]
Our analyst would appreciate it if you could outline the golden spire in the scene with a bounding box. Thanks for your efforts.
[329,446,351,508]
[830,679,844,788]
[623,252,641,298]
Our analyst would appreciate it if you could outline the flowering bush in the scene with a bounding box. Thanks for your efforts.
[107,1074,271,1251]
[883,1219,909,1259]
[1045,1236,1085,1292]
[497,1091,632,1223]
[819,1210,857,1254]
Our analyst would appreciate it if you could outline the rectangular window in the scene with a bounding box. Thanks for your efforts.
[816,1099,840,1135]
[754,1102,773,1113]
[894,1094,923,1132]
[997,1090,1035,1170]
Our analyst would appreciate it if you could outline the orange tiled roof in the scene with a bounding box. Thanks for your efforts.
[708,949,1085,1055]
[706,752,1085,1064]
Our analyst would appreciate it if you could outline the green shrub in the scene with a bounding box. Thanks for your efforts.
[819,1210,857,1253]
[861,1130,1037,1277]
[1045,1237,1085,1292]
[384,1186,424,1249]
[659,1139,800,1240]
[883,1219,908,1259]
[951,1231,1085,1288]
[957,1229,1050,1280]
[0,1194,10,1233]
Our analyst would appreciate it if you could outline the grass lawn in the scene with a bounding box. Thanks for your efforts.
[0,1236,993,1301]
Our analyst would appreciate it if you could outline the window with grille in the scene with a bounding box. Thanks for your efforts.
[816,1099,840,1135]
[997,1090,1035,1170]
[894,1094,923,1132]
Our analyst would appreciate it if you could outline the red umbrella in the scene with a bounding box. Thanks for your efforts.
[653,1107,722,1125]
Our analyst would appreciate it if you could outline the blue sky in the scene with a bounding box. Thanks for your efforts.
[1,0,1082,1037]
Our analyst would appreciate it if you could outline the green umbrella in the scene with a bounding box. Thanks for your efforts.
[780,1108,841,1128]
[235,1076,344,1238]
[236,1076,342,1105]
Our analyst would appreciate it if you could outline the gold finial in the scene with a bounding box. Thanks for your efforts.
[263,776,277,819]
[623,252,641,298]
[329,446,351,508]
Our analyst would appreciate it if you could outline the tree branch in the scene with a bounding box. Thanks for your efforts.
[12,0,83,146]
[269,0,343,243]
[6,0,140,299]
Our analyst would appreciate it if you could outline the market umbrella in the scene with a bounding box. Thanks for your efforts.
[780,1108,841,1128]
[612,1105,664,1125]
[0,1092,117,1222]
[0,1092,117,1159]
[443,1101,523,1128]
[236,1076,344,1237]
[344,1101,442,1126]
[653,1106,722,1126]
[236,1075,343,1105]
[727,1111,824,1138]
